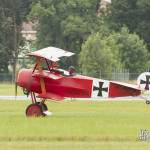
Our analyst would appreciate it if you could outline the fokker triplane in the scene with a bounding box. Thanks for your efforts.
[16,47,150,117]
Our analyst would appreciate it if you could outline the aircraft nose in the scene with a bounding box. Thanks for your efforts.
[17,69,32,89]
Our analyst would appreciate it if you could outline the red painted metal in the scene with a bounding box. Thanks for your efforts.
[109,82,141,97]
[17,69,93,100]
[17,68,141,101]
[16,47,144,117]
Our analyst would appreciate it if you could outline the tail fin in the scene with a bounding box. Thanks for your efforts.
[137,72,150,91]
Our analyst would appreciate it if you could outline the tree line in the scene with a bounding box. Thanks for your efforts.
[0,0,150,79]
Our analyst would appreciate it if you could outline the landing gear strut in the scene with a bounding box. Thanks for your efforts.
[140,96,150,105]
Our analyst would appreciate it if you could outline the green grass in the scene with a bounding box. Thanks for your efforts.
[0,141,150,150]
[0,100,150,149]
[0,83,23,95]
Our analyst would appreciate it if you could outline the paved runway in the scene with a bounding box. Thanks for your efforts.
[0,95,145,101]
[0,96,29,100]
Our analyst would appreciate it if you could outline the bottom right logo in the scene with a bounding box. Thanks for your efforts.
[138,129,150,142]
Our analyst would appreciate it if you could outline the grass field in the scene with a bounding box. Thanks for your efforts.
[0,83,23,95]
[0,100,150,149]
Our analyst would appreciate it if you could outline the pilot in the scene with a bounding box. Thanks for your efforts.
[49,61,64,75]
[68,66,76,76]
[51,61,59,69]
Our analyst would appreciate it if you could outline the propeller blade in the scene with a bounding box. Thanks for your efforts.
[15,72,18,100]
[15,82,18,100]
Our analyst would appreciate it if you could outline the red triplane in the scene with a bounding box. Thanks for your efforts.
[16,47,150,117]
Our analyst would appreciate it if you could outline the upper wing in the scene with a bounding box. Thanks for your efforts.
[28,47,74,61]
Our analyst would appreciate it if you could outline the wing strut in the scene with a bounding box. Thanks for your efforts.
[35,58,46,96]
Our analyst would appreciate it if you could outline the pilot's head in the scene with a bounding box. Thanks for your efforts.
[69,66,76,76]
[52,61,59,68]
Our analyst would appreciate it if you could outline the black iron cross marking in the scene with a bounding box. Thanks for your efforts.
[93,82,108,96]
[140,75,150,90]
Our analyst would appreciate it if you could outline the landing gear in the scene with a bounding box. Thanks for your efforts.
[26,92,51,117]
[146,100,150,105]
[26,102,50,117]
[26,103,44,117]
[140,96,150,105]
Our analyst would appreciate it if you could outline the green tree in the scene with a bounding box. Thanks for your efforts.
[79,27,150,78]
[111,27,150,73]
[0,0,21,74]
[29,0,100,69]
[79,32,122,78]
[0,0,33,82]
[105,0,150,50]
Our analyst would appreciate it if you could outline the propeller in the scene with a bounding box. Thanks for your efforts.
[15,82,18,100]
[15,72,18,100]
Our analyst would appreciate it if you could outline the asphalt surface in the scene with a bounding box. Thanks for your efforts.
[0,96,29,100]
[0,95,145,101]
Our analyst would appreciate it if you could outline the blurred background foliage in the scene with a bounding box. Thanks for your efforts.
[0,0,150,79]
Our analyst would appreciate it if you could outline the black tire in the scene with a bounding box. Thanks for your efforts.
[146,100,150,105]
[26,103,45,117]
[36,102,48,111]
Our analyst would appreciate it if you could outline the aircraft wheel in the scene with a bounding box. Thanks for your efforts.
[146,100,150,105]
[26,103,45,117]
